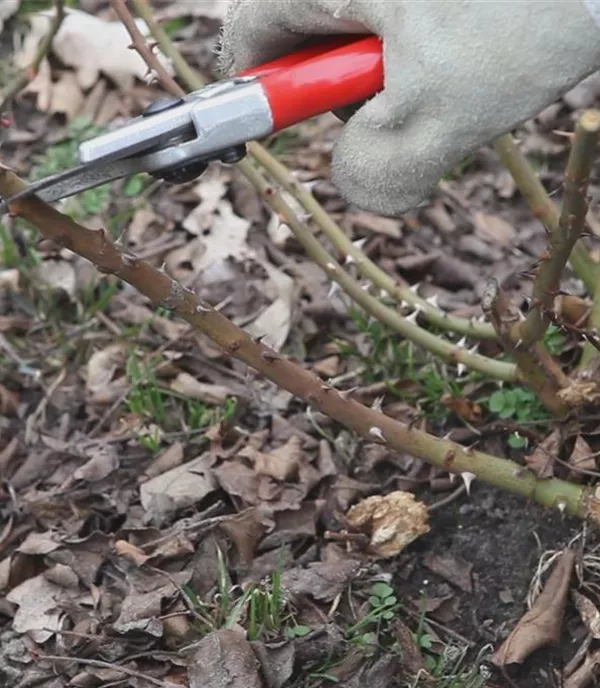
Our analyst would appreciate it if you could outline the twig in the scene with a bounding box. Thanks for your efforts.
[111,0,184,98]
[37,655,176,688]
[1,169,596,522]
[242,160,517,381]
[494,133,597,293]
[427,484,467,512]
[131,0,203,90]
[0,0,66,114]
[516,111,600,347]
[481,279,570,416]
[131,0,495,342]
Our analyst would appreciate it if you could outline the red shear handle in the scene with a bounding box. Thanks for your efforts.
[241,35,384,132]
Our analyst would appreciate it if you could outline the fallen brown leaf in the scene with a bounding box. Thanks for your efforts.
[114,540,149,567]
[573,590,600,639]
[240,436,303,482]
[525,430,560,479]
[281,559,360,602]
[140,453,217,520]
[170,373,234,405]
[440,394,482,423]
[492,548,576,665]
[568,436,596,481]
[188,628,264,688]
[564,647,600,688]
[217,507,273,563]
[473,211,516,246]
[422,552,473,593]
[141,442,184,481]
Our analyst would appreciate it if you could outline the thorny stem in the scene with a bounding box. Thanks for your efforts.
[248,143,496,340]
[131,0,204,90]
[0,0,66,114]
[130,0,496,343]
[494,133,597,293]
[481,280,570,416]
[112,0,184,97]
[242,160,518,382]
[516,111,600,347]
[119,2,508,377]
[2,168,598,522]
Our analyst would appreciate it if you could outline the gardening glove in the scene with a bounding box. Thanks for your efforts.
[219,0,600,217]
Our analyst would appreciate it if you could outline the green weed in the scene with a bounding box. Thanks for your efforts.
[184,547,292,640]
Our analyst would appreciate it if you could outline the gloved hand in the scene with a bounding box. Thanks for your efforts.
[219,0,600,217]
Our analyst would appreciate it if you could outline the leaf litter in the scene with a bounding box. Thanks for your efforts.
[1,4,600,688]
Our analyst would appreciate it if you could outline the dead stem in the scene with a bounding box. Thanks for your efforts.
[1,167,596,521]
[494,133,597,293]
[516,110,600,347]
[481,279,570,416]
[0,0,66,114]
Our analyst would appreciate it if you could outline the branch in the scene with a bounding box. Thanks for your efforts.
[516,111,600,347]
[0,0,66,114]
[494,133,597,293]
[481,280,570,416]
[111,0,184,99]
[118,0,508,377]
[131,0,203,90]
[248,143,496,340]
[131,0,496,342]
[2,166,597,522]
[242,159,517,382]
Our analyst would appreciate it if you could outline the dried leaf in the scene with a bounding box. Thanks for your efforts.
[86,343,127,395]
[473,212,516,246]
[17,531,61,556]
[218,507,273,563]
[32,260,76,296]
[114,540,149,567]
[240,436,303,482]
[19,9,172,91]
[0,269,20,291]
[7,574,66,642]
[568,436,596,478]
[492,548,575,665]
[49,71,84,120]
[142,442,184,481]
[188,629,264,688]
[72,444,119,483]
[440,394,482,423]
[348,211,402,238]
[170,373,234,404]
[113,582,179,636]
[140,453,217,515]
[564,647,600,688]
[312,356,340,378]
[281,559,360,602]
[525,430,560,479]
[346,491,429,557]
[422,552,473,593]
[573,590,600,639]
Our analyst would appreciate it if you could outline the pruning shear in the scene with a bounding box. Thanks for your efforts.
[0,35,383,212]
